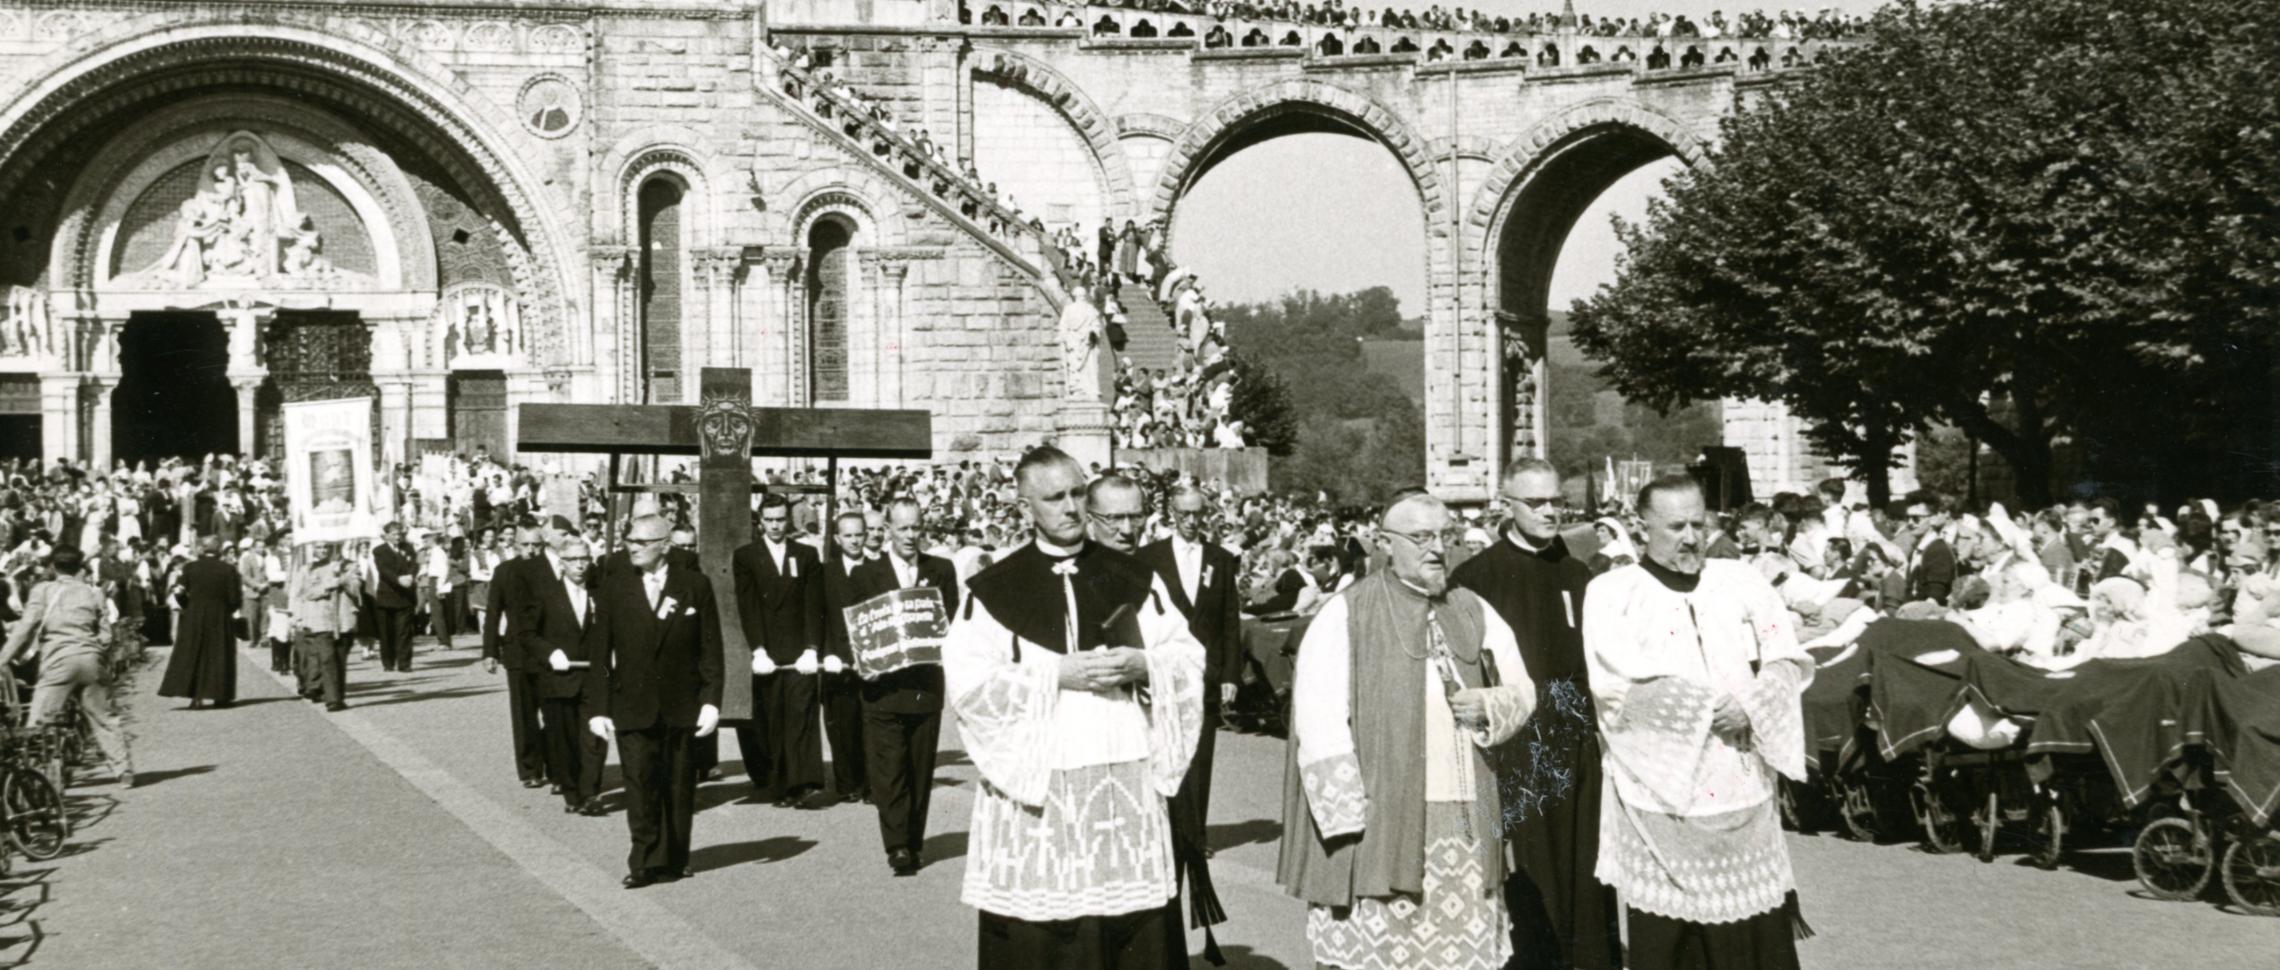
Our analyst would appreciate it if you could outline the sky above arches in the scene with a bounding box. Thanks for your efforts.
[1170,0,1889,319]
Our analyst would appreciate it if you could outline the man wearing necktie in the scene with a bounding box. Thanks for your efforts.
[588,515,723,889]
[733,493,828,807]
[851,498,960,876]
[522,536,607,815]
[818,510,873,805]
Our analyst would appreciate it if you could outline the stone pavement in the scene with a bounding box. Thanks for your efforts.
[8,639,2274,969]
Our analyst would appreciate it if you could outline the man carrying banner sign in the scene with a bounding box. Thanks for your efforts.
[847,497,959,877]
[280,397,381,544]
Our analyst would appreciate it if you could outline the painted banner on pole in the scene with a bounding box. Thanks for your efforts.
[283,397,380,543]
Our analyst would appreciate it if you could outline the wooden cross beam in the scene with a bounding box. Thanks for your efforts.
[516,367,931,719]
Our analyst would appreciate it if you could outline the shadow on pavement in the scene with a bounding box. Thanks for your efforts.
[1211,944,1296,969]
[1207,818,1283,852]
[921,829,968,865]
[350,686,503,709]
[123,765,215,788]
[690,836,815,872]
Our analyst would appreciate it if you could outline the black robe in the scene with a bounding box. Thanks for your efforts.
[1448,532,1621,970]
[157,555,241,704]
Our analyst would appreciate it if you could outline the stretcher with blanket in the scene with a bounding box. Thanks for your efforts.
[2133,663,2280,915]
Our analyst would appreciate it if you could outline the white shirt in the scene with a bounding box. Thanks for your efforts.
[1170,535,1204,603]
[566,583,589,626]
[764,538,789,573]
[887,550,919,589]
[641,563,667,609]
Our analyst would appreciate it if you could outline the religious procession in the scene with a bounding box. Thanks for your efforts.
[0,0,2274,966]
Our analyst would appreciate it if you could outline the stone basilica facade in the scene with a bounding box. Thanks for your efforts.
[0,0,1855,499]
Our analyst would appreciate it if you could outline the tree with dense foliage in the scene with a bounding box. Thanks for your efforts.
[1220,287,1426,502]
[1571,0,2280,505]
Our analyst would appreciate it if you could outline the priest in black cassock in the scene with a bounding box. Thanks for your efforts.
[157,536,241,708]
[1448,458,1621,970]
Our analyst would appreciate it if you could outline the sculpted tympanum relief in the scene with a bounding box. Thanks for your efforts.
[131,132,368,289]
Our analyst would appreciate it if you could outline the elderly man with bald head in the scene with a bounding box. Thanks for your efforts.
[1278,491,1540,970]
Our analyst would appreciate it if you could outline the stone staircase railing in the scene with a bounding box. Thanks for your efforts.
[755,46,1072,311]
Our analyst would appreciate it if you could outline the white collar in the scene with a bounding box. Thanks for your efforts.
[1034,535,1084,557]
[1504,528,1552,553]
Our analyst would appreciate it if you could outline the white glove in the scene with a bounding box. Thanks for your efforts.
[548,649,570,673]
[793,650,820,675]
[821,655,846,675]
[695,703,720,738]
[588,716,615,739]
[752,652,778,675]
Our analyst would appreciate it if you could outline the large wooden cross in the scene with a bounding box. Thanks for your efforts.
[516,366,931,718]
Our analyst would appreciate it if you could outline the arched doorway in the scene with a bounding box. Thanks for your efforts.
[1484,121,1690,490]
[113,312,236,465]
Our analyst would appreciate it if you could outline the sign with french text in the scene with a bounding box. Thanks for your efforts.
[844,587,947,679]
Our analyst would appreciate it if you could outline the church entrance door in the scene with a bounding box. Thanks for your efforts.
[0,376,38,461]
[447,369,507,460]
[114,312,236,465]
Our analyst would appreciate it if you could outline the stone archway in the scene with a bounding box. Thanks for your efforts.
[968,47,1136,225]
[1469,99,1704,484]
[1149,78,1451,224]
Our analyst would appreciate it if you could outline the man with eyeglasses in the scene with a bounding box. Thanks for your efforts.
[1902,491,1958,609]
[2086,496,2135,585]
[483,524,552,789]
[1450,458,1620,970]
[1083,474,1148,553]
[521,536,608,816]
[1280,490,1540,970]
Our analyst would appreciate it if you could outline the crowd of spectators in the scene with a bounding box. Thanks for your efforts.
[967,1,1872,42]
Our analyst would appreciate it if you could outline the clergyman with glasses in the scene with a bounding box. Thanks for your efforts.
[1278,490,1539,970]
[1449,457,1622,970]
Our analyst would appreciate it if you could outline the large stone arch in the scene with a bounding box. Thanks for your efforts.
[1466,97,1706,481]
[1148,77,1451,226]
[768,168,913,248]
[968,47,1137,220]
[599,125,724,250]
[0,16,580,364]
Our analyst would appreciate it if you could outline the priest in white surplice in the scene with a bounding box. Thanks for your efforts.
[1277,492,1539,970]
[943,446,1206,969]
[1582,475,1815,970]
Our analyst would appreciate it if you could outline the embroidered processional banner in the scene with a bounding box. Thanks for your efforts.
[282,397,380,543]
[845,587,948,679]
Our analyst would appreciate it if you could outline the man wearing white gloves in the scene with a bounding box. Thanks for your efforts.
[586,514,723,889]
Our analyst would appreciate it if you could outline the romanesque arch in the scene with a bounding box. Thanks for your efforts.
[1467,98,1706,477]
[1147,77,1450,224]
[601,126,724,250]
[968,47,1136,222]
[0,18,580,365]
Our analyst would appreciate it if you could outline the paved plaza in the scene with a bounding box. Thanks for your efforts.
[1,644,2268,969]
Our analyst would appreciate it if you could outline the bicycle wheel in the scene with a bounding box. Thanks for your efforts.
[4,767,69,861]
[2221,832,2280,917]
[2132,817,2214,901]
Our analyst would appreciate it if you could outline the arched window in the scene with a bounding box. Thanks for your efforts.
[805,218,853,402]
[636,177,684,403]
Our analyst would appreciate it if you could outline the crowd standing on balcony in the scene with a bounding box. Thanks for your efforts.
[966,1,1872,42]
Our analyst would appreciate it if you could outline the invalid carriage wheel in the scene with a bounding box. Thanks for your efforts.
[2220,832,2280,917]
[1910,781,1967,854]
[1837,776,1884,842]
[2132,817,2215,901]
[3,767,69,861]
[1973,789,2001,862]
[2029,802,2066,869]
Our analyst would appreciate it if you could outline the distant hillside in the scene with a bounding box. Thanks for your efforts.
[1359,338,1424,405]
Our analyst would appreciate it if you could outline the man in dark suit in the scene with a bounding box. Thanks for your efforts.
[850,497,957,876]
[371,521,420,671]
[817,510,872,804]
[587,514,723,889]
[1137,486,1244,850]
[733,493,827,807]
[664,525,719,781]
[522,536,607,815]
[484,525,549,788]
[1904,493,1958,607]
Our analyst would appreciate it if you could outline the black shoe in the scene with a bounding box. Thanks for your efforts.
[622,872,655,890]
[325,703,348,712]
[577,799,608,817]
[563,802,580,814]
[521,778,546,789]
[669,866,694,881]
[550,784,565,796]
[889,848,918,876]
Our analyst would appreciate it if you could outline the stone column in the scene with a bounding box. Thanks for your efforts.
[767,253,803,407]
[86,380,115,471]
[876,256,912,408]
[1055,400,1115,471]
[233,380,261,456]
[588,246,635,403]
[221,308,270,456]
[42,374,81,465]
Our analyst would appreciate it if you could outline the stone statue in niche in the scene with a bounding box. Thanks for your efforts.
[0,286,49,359]
[437,284,523,364]
[131,131,366,289]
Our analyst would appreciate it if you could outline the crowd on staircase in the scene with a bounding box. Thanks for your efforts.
[967,1,1872,44]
